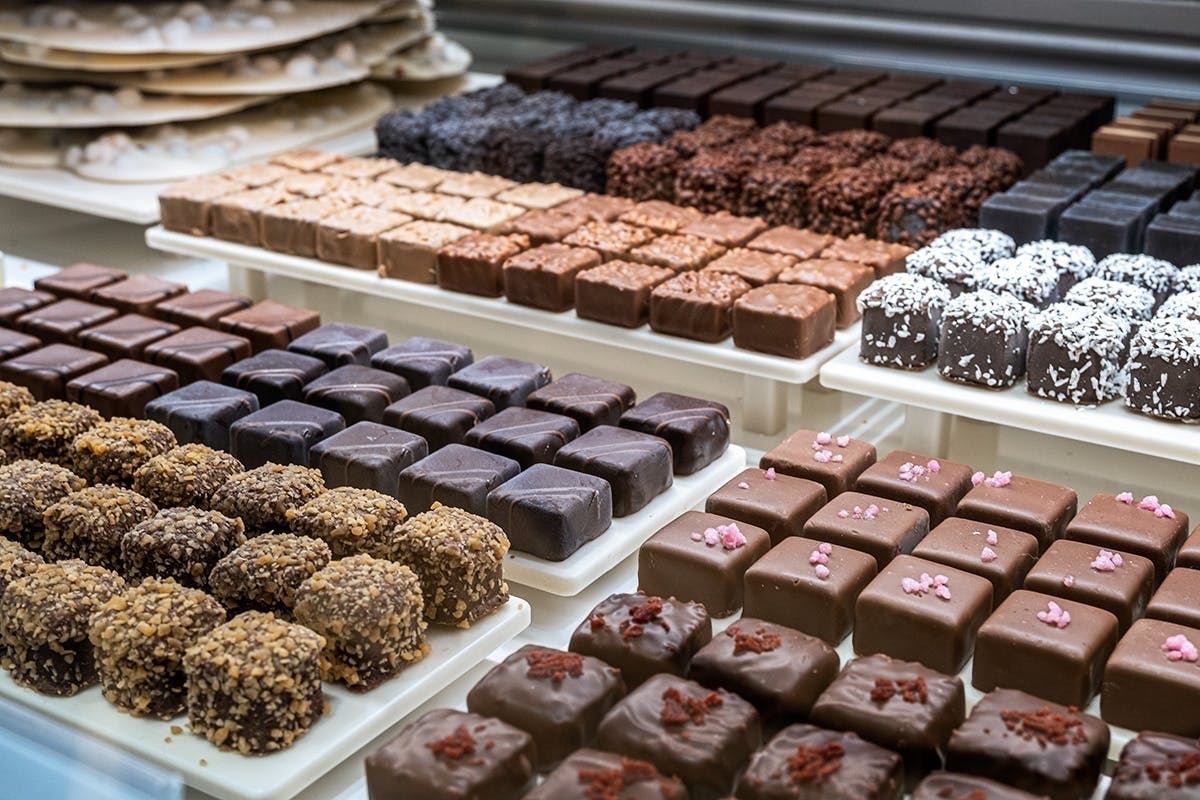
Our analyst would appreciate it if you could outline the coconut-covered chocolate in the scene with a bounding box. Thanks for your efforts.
[858,273,952,369]
[1026,303,1131,404]
[938,290,1035,388]
[1126,317,1200,421]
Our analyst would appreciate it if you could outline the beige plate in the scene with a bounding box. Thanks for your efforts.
[0,84,273,128]
[0,41,231,72]
[371,35,473,83]
[370,0,432,22]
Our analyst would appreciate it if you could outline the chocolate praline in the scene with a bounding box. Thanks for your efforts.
[463,406,580,469]
[486,464,612,561]
[803,491,931,569]
[955,472,1077,553]
[221,349,327,406]
[308,422,428,496]
[759,428,877,498]
[396,444,519,517]
[370,337,473,390]
[1106,732,1200,800]
[855,450,974,527]
[143,381,259,451]
[619,392,730,476]
[706,467,827,546]
[446,355,552,410]
[523,749,688,800]
[302,365,410,425]
[911,772,1049,800]
[553,425,674,517]
[382,385,495,452]
[735,723,904,800]
[911,517,1039,607]
[525,372,636,431]
[1101,617,1200,737]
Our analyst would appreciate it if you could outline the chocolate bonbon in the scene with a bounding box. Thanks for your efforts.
[0,344,108,401]
[1101,617,1200,736]
[302,365,410,425]
[705,466,827,545]
[855,449,974,527]
[143,381,259,451]
[736,723,904,800]
[553,425,673,517]
[732,283,837,358]
[1146,568,1200,629]
[759,428,876,498]
[526,372,636,431]
[1023,539,1153,632]
[1065,492,1189,583]
[523,749,687,800]
[286,323,388,368]
[221,349,327,407]
[229,399,344,469]
[446,355,552,410]
[956,470,1077,552]
[370,337,473,389]
[143,326,253,384]
[803,490,930,569]
[486,464,612,561]
[396,444,520,517]
[911,517,1039,606]
[382,385,496,451]
[66,359,180,418]
[1106,731,1200,800]
[76,314,179,361]
[309,422,428,496]
[464,406,580,469]
[619,391,730,475]
[858,273,952,369]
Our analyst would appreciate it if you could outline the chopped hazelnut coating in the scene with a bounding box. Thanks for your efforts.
[209,463,325,534]
[184,610,325,754]
[70,418,177,486]
[392,503,510,628]
[89,577,226,719]
[120,507,246,590]
[42,485,158,569]
[0,381,34,417]
[133,444,244,509]
[208,533,332,616]
[0,400,101,465]
[0,559,125,695]
[293,554,430,691]
[286,486,408,559]
[0,538,43,664]
[0,459,86,551]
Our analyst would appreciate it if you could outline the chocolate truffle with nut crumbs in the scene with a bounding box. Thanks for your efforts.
[70,417,177,486]
[286,486,408,559]
[208,533,331,617]
[0,399,100,465]
[209,463,325,534]
[0,459,86,551]
[0,381,34,417]
[0,539,42,663]
[121,507,246,590]
[41,485,158,569]
[132,443,244,509]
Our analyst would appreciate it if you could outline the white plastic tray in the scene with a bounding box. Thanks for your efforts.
[504,445,747,596]
[0,597,530,800]
[820,345,1200,467]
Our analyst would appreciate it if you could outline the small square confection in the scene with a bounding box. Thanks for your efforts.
[495,181,584,210]
[143,327,253,383]
[131,443,243,510]
[221,349,327,406]
[594,673,762,800]
[744,536,877,645]
[1126,317,1200,422]
[563,221,657,261]
[912,773,1047,800]
[638,510,772,617]
[748,226,835,261]
[972,589,1118,707]
[144,381,259,451]
[0,329,41,361]
[436,232,530,297]
[220,162,297,186]
[377,220,473,283]
[557,193,636,222]
[733,283,838,358]
[619,391,730,476]
[377,162,452,190]
[209,185,294,245]
[383,189,466,220]
[628,234,727,272]
[365,710,534,800]
[309,421,427,495]
[208,533,331,617]
[66,360,179,418]
[501,209,587,245]
[1095,252,1180,304]
[1023,539,1154,632]
[946,688,1109,800]
[315,206,410,269]
[502,243,601,311]
[526,372,636,431]
[0,344,109,400]
[435,170,517,198]
[466,645,625,769]
[1181,525,1200,569]
[680,211,769,246]
[651,270,752,342]
[287,323,388,368]
[441,197,526,233]
[382,385,495,451]
[35,263,127,300]
[706,467,827,546]
[956,470,1077,552]
[736,723,904,800]
[486,464,612,561]
[370,337,473,390]
[121,507,245,590]
[229,399,345,469]
[396,444,519,518]
[810,653,966,778]
[703,248,796,286]
[1065,277,1156,324]
[1147,568,1200,629]
[1106,732,1200,800]
[1026,303,1131,404]
[689,618,840,720]
[464,407,580,469]
[1065,492,1190,583]
[271,148,341,171]
[447,355,552,410]
[911,517,1039,606]
[219,300,320,353]
[524,749,685,800]
[256,198,344,258]
[780,258,875,327]
[575,260,674,327]
[760,429,877,498]
[153,289,252,329]
[553,426,673,517]
[855,554,994,674]
[569,593,713,688]
[0,287,54,325]
[302,365,410,425]
[618,200,704,234]
[804,491,931,569]
[16,298,118,344]
[977,255,1061,308]
[858,273,953,368]
[855,450,975,526]
[158,175,243,235]
[822,234,913,278]
[319,156,396,179]
[938,290,1036,388]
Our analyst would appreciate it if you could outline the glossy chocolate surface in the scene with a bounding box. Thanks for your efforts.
[553,425,673,517]
[759,428,877,498]
[911,772,1049,800]
[486,464,612,561]
[446,355,552,410]
[0,344,108,400]
[76,314,179,361]
[956,474,1077,553]
[88,275,187,315]
[1101,617,1200,737]
[144,326,253,384]
[706,467,827,546]
[34,263,126,300]
[526,372,636,431]
[524,748,689,800]
[1146,568,1200,629]
[0,287,55,325]
[1023,539,1153,632]
[1106,732,1200,800]
[221,349,327,406]
[736,723,904,800]
[66,359,179,417]
[804,491,930,569]
[144,381,259,451]
[855,450,974,526]
[309,422,428,496]
[286,323,389,368]
[152,288,252,328]
[0,329,41,361]
[369,337,473,390]
[911,517,1039,607]
[218,300,321,353]
[302,365,410,425]
[16,299,118,344]
[619,392,730,476]
[732,282,837,358]
[229,399,345,469]
[575,260,674,328]
[1065,492,1190,583]
[464,407,580,469]
[396,444,520,516]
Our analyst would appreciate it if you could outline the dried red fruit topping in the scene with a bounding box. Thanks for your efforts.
[1141,751,1200,787]
[426,725,476,760]
[999,706,1087,746]
[526,650,585,683]
[659,687,724,726]
[589,613,608,631]
[727,624,783,655]
[621,623,645,640]
[576,758,669,800]
[870,676,928,704]
[961,791,988,800]
[629,596,664,623]
[787,742,845,785]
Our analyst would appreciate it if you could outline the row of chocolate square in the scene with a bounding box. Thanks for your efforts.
[979,148,1199,262]
[505,45,1115,171]
[1092,97,1200,167]
[607,115,1023,247]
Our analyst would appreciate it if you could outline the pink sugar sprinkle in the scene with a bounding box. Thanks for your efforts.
[1036,601,1071,629]
[902,573,951,600]
[704,529,721,546]
[986,530,999,546]
[818,542,832,555]
[933,574,949,586]
[901,577,923,595]
[816,432,832,445]
[832,454,844,463]
[927,459,941,474]
[934,585,952,601]
[1091,550,1121,572]
[972,471,985,486]
[1139,495,1160,511]
[737,481,750,490]
[719,523,747,550]
[814,449,833,463]
[811,441,822,451]
[1156,504,1176,519]
[1063,575,1075,588]
[764,468,777,481]
[983,470,1012,488]
[1163,634,1199,663]
[898,462,927,483]
[836,435,851,448]
[690,532,703,542]
[1113,553,1123,567]
[814,564,831,580]
[809,549,829,565]
[1116,491,1134,505]
[837,509,850,519]
[980,547,997,563]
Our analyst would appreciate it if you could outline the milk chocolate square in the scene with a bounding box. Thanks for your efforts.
[377,220,472,283]
[563,221,656,261]
[89,275,187,316]
[319,156,397,179]
[760,428,877,498]
[1066,492,1190,583]
[1102,618,1200,736]
[0,344,108,400]
[442,198,526,233]
[270,149,342,172]
[1146,568,1200,629]
[66,359,180,418]
[259,197,346,258]
[0,329,41,361]
[218,300,321,353]
[436,232,529,297]
[76,314,179,361]
[680,211,768,246]
[494,182,583,210]
[377,163,453,191]
[748,226,837,261]
[956,473,1077,553]
[805,491,931,569]
[737,723,903,800]
[158,175,244,235]
[210,185,294,245]
[153,289,252,329]
[911,517,1039,606]
[435,171,516,199]
[618,201,704,234]
[144,327,253,384]
[706,467,827,546]
[218,162,296,187]
[315,206,410,269]
[575,260,674,328]
[1023,538,1154,632]
[627,233,727,272]
[1106,732,1200,800]
[703,248,796,286]
[733,283,837,358]
[309,421,428,495]
[821,234,912,278]
[855,450,974,526]
[503,243,601,311]
[780,258,874,327]
[500,209,587,245]
[649,271,752,342]
[556,193,636,222]
[34,263,127,301]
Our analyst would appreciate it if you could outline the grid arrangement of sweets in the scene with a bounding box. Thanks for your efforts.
[857,229,1200,421]
[375,82,704,192]
[1092,98,1200,168]
[157,150,914,358]
[980,148,1199,263]
[505,44,1115,172]
[0,393,512,756]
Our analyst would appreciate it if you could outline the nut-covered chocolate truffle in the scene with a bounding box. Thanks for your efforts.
[209,463,326,534]
[0,459,86,551]
[132,443,245,509]
[120,507,246,590]
[0,399,101,465]
[208,533,332,617]
[70,417,177,486]
[41,485,158,569]
[286,486,408,559]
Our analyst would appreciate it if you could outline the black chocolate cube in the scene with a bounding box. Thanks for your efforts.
[382,385,495,451]
[554,425,674,516]
[487,464,613,561]
[302,365,410,425]
[286,323,388,368]
[396,443,520,516]
[447,355,552,410]
[228,399,345,469]
[144,381,260,451]
[370,337,473,390]
[309,421,428,495]
[221,349,327,406]
[619,392,730,476]
[525,372,636,431]
[463,406,580,469]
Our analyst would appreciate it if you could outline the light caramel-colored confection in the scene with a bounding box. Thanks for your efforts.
[494,182,583,210]
[391,504,510,628]
[293,554,429,691]
[184,610,325,754]
[133,443,245,509]
[270,149,344,172]
[70,417,177,486]
[0,381,34,417]
[42,485,158,569]
[618,200,705,233]
[158,175,244,236]
[383,190,467,220]
[0,399,101,465]
[435,171,517,199]
[0,459,86,551]
[378,163,455,191]
[120,507,246,590]
[209,463,325,534]
[286,486,408,559]
[274,171,347,198]
[208,533,332,617]
[89,577,226,719]
[441,197,525,232]
[217,163,296,188]
[320,156,399,179]
[0,559,125,695]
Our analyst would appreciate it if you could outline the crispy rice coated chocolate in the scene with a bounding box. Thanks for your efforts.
[208,533,331,617]
[209,463,326,534]
[0,459,86,551]
[132,443,244,510]
[0,399,100,465]
[576,259,674,328]
[69,417,176,486]
[286,486,408,559]
[41,485,157,569]
[121,507,246,590]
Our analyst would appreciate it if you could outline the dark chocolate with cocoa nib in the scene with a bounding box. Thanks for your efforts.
[526,372,636,431]
[553,425,673,517]
[466,644,626,770]
[1106,732,1200,800]
[912,772,1049,800]
[396,444,519,516]
[736,723,904,800]
[302,364,410,426]
[228,399,344,469]
[66,359,179,418]
[523,748,688,800]
[221,349,327,406]
[619,391,730,476]
[0,344,108,401]
[485,463,612,561]
[309,422,428,496]
[370,337,473,390]
[286,323,389,368]
[383,385,495,452]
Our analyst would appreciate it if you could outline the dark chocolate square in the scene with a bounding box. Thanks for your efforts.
[619,391,730,476]
[553,425,673,517]
[804,491,931,569]
[302,365,410,425]
[737,723,904,800]
[143,380,259,451]
[1023,538,1154,632]
[855,450,974,527]
[486,464,612,561]
[286,323,389,368]
[1026,302,1130,405]
[369,337,473,390]
[152,288,253,328]
[382,385,495,451]
[575,260,674,328]
[221,348,327,406]
[396,443,519,516]
[34,263,126,300]
[911,517,1039,607]
[143,327,253,384]
[938,290,1035,388]
[956,472,1077,553]
[1065,492,1190,584]
[228,399,344,469]
[89,275,187,316]
[1106,732,1200,800]
[857,273,953,370]
[706,467,826,546]
[912,773,1047,800]
[308,421,427,496]
[502,243,602,312]
[524,749,684,800]
[0,344,108,400]
[76,314,180,361]
[0,329,42,361]
[66,359,180,418]
[1146,568,1200,629]
[760,428,877,498]
[446,355,552,410]
[463,407,580,469]
[0,287,55,325]
[16,298,118,344]
[525,372,636,431]
[218,300,321,353]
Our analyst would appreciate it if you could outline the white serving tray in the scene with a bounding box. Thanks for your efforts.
[0,596,530,800]
[504,445,747,596]
[820,345,1200,467]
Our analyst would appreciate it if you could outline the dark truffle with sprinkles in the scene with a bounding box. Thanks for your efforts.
[120,507,246,590]
[132,443,245,509]
[1026,303,1131,405]
[1126,317,1200,421]
[70,417,177,486]
[0,381,34,417]
[209,463,326,534]
[89,577,226,719]
[0,459,86,551]
[1065,277,1156,323]
[286,486,408,559]
[41,485,158,569]
[184,610,325,754]
[1095,253,1180,304]
[0,399,101,465]
[293,554,429,691]
[929,228,1016,263]
[208,533,332,617]
[939,290,1035,388]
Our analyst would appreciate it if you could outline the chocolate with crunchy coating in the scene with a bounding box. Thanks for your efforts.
[0,399,99,465]
[0,458,86,550]
[503,243,601,311]
[42,485,157,569]
[209,533,331,617]
[287,486,407,559]
[436,232,530,297]
[133,443,244,509]
[70,417,176,486]
[121,507,245,590]
[857,273,952,369]
[576,260,674,328]
[209,463,325,534]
